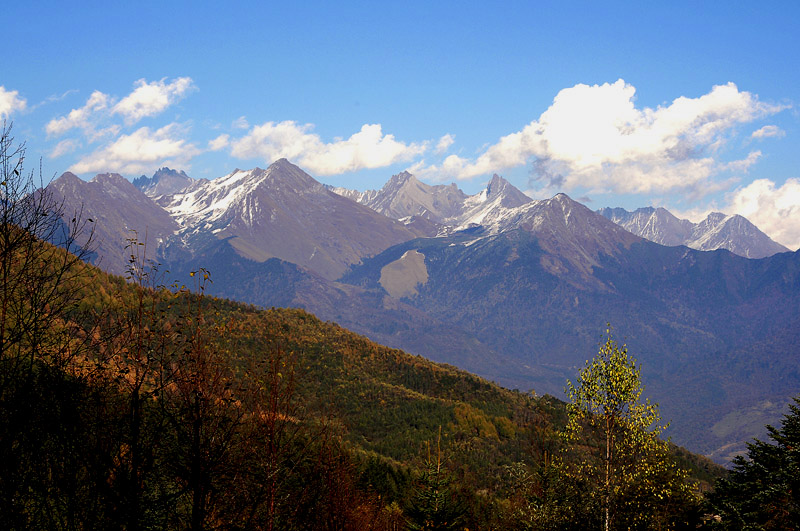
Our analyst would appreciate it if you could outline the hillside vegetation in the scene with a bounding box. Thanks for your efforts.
[0,128,721,529]
[0,239,722,529]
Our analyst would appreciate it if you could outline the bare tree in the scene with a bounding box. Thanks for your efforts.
[0,122,97,527]
[0,122,95,378]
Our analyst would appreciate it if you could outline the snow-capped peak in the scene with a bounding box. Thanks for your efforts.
[598,206,789,258]
[163,167,269,227]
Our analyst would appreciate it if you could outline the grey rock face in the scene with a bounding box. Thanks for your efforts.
[49,172,178,274]
[330,172,533,236]
[599,206,789,258]
[159,159,420,280]
[133,167,195,198]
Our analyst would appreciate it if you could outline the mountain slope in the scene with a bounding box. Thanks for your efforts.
[45,161,799,464]
[169,237,549,389]
[342,194,800,460]
[330,172,533,235]
[48,171,177,274]
[132,167,196,198]
[599,206,790,258]
[1,229,722,527]
[158,160,420,280]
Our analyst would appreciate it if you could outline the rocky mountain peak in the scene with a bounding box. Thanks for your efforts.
[704,212,728,225]
[133,167,195,198]
[92,172,129,186]
[264,159,323,193]
[51,171,83,191]
[56,171,81,183]
[484,174,532,209]
[389,171,416,185]
[550,192,571,203]
[599,205,788,258]
[154,167,189,180]
[486,174,508,195]
[270,158,292,168]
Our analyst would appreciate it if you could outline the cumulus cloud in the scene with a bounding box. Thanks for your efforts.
[0,86,27,117]
[417,80,785,198]
[46,77,194,139]
[45,90,117,139]
[70,124,201,176]
[208,134,230,151]
[724,178,800,251]
[232,116,249,130]
[112,77,194,124]
[435,133,455,154]
[230,121,427,175]
[751,125,785,139]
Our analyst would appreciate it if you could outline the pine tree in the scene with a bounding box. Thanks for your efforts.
[707,396,800,529]
[406,428,466,531]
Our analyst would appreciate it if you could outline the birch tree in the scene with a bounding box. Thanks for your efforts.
[564,327,695,530]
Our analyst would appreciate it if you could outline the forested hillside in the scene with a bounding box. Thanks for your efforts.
[0,128,725,529]
[0,249,721,528]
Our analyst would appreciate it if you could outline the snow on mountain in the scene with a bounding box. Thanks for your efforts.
[159,159,419,280]
[468,193,643,279]
[133,167,196,198]
[326,185,372,204]
[599,206,789,258]
[689,213,790,257]
[330,172,532,235]
[328,171,467,234]
[367,171,467,224]
[160,166,279,230]
[598,207,692,246]
[453,174,533,231]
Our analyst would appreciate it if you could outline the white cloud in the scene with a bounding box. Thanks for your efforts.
[70,124,201,176]
[45,90,116,139]
[0,86,27,117]
[724,178,800,251]
[723,150,761,173]
[435,133,455,154]
[112,77,194,124]
[417,80,785,198]
[208,134,230,151]
[751,125,785,139]
[46,77,194,139]
[230,121,427,175]
[49,139,80,158]
[232,116,249,130]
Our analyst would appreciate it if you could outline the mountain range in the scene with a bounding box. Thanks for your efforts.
[47,161,799,463]
[598,206,790,258]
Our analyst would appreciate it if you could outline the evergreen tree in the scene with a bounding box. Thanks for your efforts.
[406,429,466,531]
[706,396,800,529]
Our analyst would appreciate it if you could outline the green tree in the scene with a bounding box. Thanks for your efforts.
[564,327,696,530]
[503,454,599,530]
[406,428,466,531]
[706,396,800,529]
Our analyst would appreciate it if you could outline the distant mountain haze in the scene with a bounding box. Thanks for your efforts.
[598,206,789,258]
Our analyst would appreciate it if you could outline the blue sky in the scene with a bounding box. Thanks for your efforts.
[3,1,800,248]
